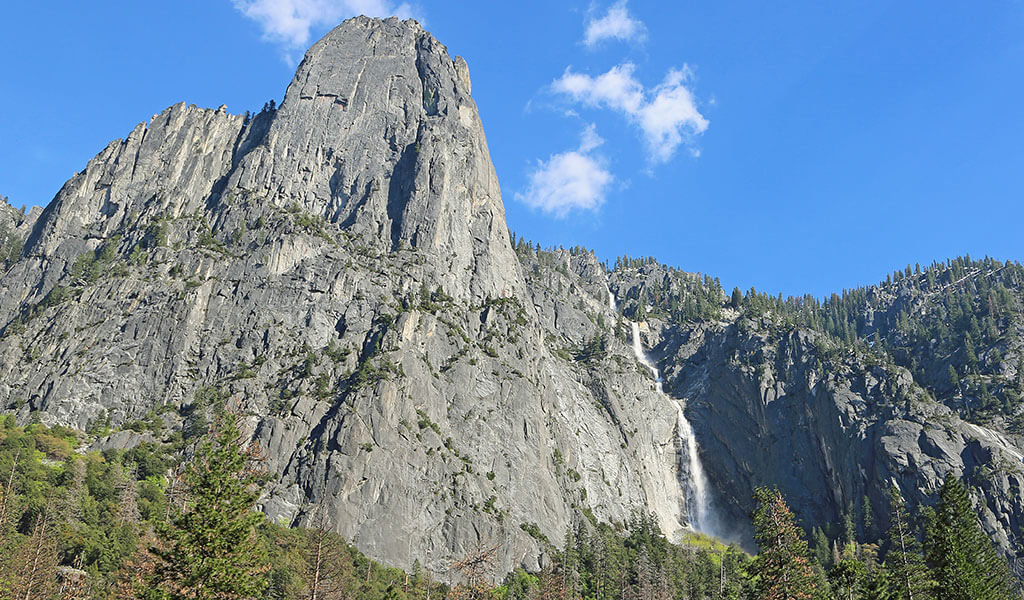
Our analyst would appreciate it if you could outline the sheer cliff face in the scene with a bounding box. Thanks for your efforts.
[227,17,524,302]
[0,18,688,577]
[657,320,1024,559]
[2,16,1023,581]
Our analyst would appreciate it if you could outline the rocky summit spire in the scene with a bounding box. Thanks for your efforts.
[9,17,521,312]
[227,16,523,302]
[0,17,692,579]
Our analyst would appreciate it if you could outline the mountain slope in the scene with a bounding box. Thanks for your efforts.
[0,16,1021,581]
[0,18,691,578]
[605,256,1024,571]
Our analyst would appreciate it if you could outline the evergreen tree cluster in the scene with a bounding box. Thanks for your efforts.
[747,479,1018,600]
[736,256,1024,428]
[611,257,724,324]
[0,410,1020,600]
[0,414,442,600]
[499,513,753,600]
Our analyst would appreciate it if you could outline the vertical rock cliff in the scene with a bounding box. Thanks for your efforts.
[1,15,1022,581]
[0,17,690,578]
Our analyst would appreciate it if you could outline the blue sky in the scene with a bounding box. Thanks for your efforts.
[2,2,1023,298]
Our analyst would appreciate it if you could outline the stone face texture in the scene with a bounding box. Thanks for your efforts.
[1,15,1021,579]
[657,320,1024,555]
[0,18,686,578]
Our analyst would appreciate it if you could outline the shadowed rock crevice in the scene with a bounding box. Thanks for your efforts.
[386,141,418,250]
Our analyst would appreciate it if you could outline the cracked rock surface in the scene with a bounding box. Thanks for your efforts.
[1,16,1021,580]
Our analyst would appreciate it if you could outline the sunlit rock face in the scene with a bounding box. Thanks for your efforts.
[0,17,687,579]
[1,15,1022,582]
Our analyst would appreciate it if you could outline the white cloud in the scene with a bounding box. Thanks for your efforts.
[584,1,646,47]
[233,0,417,51]
[553,63,708,164]
[554,63,644,113]
[578,123,604,153]
[516,125,614,218]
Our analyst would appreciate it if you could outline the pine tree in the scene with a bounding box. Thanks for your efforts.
[842,501,857,550]
[750,487,819,600]
[809,526,830,569]
[946,366,959,392]
[146,412,270,600]
[885,487,932,600]
[964,337,979,372]
[923,474,1015,600]
[730,287,743,308]
[829,557,867,600]
[862,495,875,542]
[862,565,894,600]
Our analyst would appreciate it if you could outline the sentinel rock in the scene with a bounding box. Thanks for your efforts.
[1,16,1023,582]
[227,17,524,302]
[0,18,687,577]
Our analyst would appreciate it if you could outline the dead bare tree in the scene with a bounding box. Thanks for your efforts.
[61,458,85,524]
[304,492,353,600]
[57,555,88,600]
[537,566,569,600]
[113,529,163,600]
[719,547,726,599]
[629,547,671,600]
[12,500,59,600]
[449,542,500,600]
[115,464,140,527]
[0,449,21,542]
[307,500,330,600]
[163,462,186,523]
[0,449,22,591]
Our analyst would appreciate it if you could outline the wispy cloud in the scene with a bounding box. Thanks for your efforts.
[584,1,646,47]
[233,0,418,59]
[553,63,708,163]
[516,125,614,218]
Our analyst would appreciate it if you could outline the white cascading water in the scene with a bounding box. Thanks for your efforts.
[610,280,715,534]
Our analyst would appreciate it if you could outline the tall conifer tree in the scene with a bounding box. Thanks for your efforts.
[886,486,933,600]
[923,474,1015,600]
[146,412,269,600]
[750,487,819,600]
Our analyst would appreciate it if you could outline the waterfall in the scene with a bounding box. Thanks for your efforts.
[630,321,663,394]
[613,284,716,535]
[670,398,712,533]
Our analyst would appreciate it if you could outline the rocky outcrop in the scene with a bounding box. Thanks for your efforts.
[655,312,1024,568]
[0,18,689,580]
[0,198,38,270]
[1,15,1022,582]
